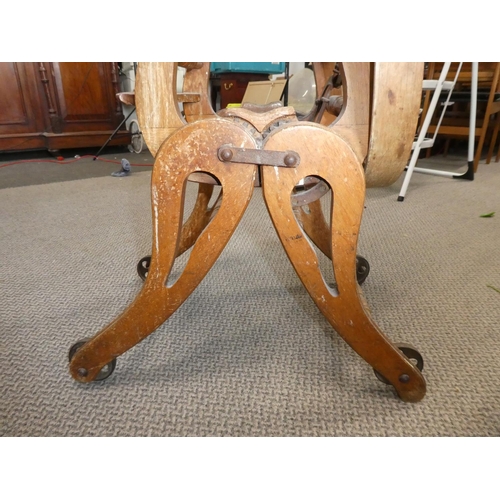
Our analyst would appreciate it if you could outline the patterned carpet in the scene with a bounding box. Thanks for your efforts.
[1,151,499,436]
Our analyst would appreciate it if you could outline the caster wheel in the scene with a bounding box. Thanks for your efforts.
[137,255,151,281]
[356,256,370,285]
[128,119,143,154]
[68,338,116,381]
[374,343,424,385]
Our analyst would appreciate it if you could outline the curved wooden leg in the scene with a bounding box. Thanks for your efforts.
[262,123,426,403]
[138,183,221,280]
[293,199,332,259]
[177,182,221,256]
[70,119,257,382]
[294,196,370,285]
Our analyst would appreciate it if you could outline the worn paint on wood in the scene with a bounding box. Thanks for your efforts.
[262,123,426,402]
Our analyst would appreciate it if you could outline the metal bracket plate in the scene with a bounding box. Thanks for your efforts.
[218,145,300,167]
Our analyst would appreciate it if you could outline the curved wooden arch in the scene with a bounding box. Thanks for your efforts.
[135,62,423,188]
[363,62,424,187]
[134,61,423,261]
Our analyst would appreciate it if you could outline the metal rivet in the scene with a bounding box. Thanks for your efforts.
[283,153,297,167]
[77,368,88,377]
[399,374,410,383]
[219,148,233,161]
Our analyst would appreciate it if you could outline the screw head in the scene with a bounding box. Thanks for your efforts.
[399,374,410,384]
[283,153,298,167]
[219,148,233,161]
[77,367,88,377]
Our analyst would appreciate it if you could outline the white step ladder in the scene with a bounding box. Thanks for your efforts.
[397,62,478,201]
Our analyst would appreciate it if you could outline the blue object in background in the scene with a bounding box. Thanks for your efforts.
[210,62,286,74]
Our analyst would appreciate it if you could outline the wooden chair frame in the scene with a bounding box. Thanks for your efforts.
[69,62,427,403]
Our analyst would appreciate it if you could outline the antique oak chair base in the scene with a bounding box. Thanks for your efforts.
[69,63,426,403]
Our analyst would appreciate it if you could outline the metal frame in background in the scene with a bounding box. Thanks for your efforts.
[398,62,478,202]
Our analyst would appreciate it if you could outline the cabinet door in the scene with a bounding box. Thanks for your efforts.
[0,62,46,151]
[45,62,124,134]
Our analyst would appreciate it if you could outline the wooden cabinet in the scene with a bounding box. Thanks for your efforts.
[210,72,270,110]
[0,62,130,154]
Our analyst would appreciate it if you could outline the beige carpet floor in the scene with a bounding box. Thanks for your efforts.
[1,150,499,436]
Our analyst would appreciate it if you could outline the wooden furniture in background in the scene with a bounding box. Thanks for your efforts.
[210,72,271,110]
[0,62,130,154]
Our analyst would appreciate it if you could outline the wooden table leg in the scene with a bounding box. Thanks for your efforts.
[262,122,426,403]
[69,119,257,382]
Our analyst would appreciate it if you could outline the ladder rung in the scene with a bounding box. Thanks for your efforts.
[177,92,201,103]
[422,80,455,91]
[412,137,434,150]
